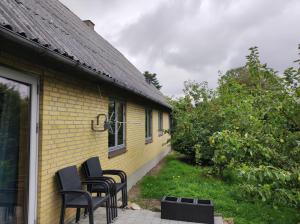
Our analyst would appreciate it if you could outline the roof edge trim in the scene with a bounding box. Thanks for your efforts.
[0,26,171,109]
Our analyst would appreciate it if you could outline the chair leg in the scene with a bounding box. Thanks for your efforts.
[122,185,128,208]
[110,189,116,219]
[125,184,128,207]
[109,188,117,219]
[114,193,118,218]
[88,208,94,224]
[124,188,126,207]
[110,193,115,219]
[121,188,124,208]
[76,208,81,223]
[110,199,113,223]
[110,193,115,220]
[106,200,110,224]
[60,204,66,224]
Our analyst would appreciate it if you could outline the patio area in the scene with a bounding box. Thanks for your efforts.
[71,208,224,224]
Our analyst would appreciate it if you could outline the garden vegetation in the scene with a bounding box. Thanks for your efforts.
[170,46,300,208]
[139,154,300,224]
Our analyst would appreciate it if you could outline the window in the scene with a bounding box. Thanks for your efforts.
[108,99,126,152]
[158,111,163,136]
[145,108,152,143]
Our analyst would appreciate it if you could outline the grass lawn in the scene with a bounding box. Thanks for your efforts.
[134,152,300,224]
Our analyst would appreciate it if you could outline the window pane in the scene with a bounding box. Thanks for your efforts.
[108,100,115,148]
[161,113,163,130]
[145,109,153,139]
[158,112,163,131]
[149,110,152,137]
[0,77,30,224]
[145,109,148,138]
[158,112,160,130]
[117,102,124,145]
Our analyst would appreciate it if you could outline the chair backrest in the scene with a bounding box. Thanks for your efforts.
[57,166,82,190]
[56,166,82,202]
[83,157,103,178]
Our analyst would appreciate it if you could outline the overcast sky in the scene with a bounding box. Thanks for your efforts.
[59,0,300,97]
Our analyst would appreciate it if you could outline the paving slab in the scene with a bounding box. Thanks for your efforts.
[72,208,223,224]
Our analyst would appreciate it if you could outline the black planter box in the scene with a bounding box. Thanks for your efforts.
[161,196,214,224]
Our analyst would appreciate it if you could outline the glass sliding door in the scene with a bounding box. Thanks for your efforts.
[0,67,38,224]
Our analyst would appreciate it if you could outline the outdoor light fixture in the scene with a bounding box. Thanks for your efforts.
[91,113,109,132]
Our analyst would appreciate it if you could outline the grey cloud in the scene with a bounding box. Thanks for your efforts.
[117,1,202,58]
[60,0,300,96]
[116,0,300,94]
[118,0,292,69]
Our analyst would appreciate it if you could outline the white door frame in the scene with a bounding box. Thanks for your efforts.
[0,65,39,224]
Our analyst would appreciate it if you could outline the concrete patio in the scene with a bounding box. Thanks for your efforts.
[71,208,223,224]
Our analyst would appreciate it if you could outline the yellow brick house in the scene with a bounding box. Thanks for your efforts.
[0,0,171,223]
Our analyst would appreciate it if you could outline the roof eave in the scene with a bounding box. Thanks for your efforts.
[0,26,171,110]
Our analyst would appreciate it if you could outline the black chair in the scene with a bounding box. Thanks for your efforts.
[82,166,118,220]
[56,166,112,224]
[82,157,128,209]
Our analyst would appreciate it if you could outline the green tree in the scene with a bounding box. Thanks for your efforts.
[170,46,300,208]
[143,71,162,90]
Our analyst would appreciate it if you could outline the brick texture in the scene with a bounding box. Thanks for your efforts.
[0,53,171,224]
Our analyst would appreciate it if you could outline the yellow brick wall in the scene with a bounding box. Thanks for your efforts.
[0,53,171,224]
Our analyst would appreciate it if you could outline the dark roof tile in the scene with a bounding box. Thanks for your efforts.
[0,0,169,107]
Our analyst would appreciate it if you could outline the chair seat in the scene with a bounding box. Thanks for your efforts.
[91,182,125,193]
[67,195,108,208]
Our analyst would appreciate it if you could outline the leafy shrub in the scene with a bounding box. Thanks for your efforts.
[237,165,300,207]
[171,81,222,164]
[170,46,300,207]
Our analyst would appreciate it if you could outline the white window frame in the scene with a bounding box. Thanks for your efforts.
[0,65,39,224]
[108,98,126,152]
